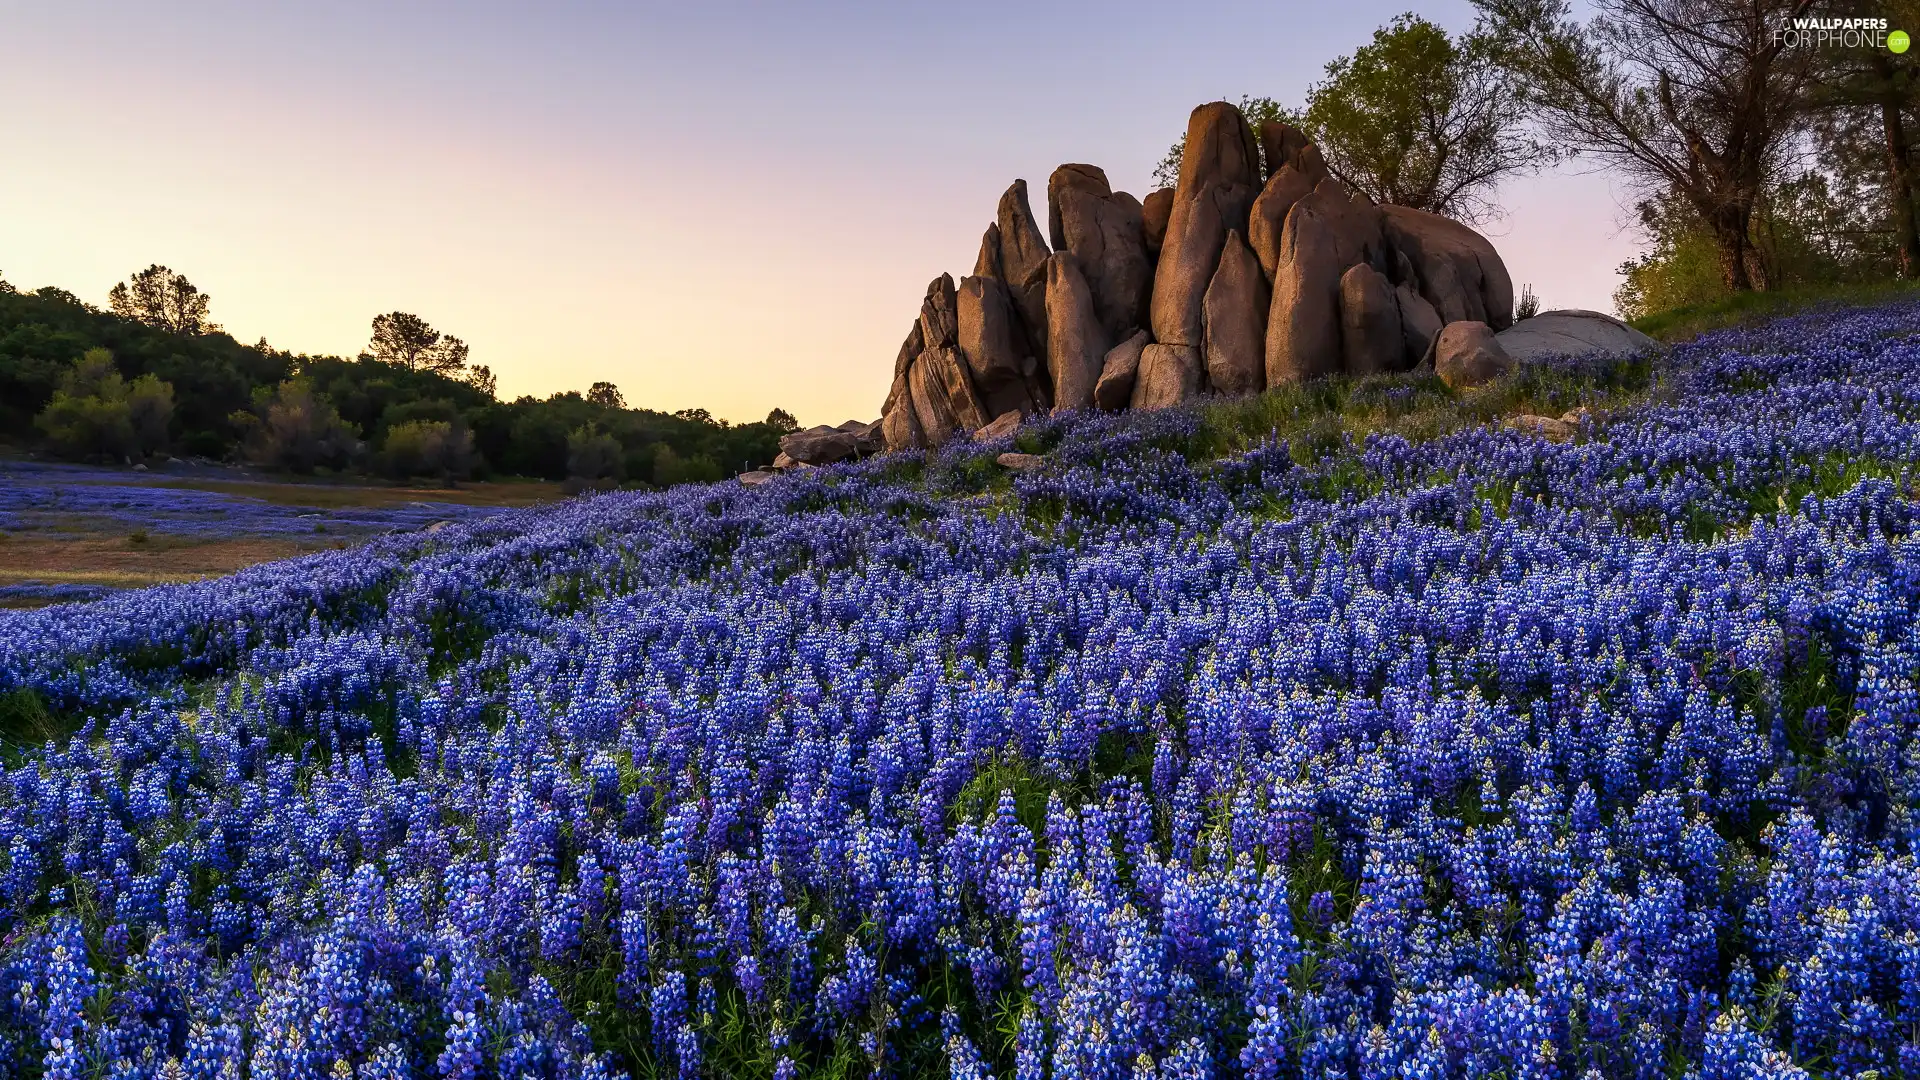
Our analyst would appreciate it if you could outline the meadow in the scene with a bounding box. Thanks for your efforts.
[2,300,1920,1078]
[0,463,553,607]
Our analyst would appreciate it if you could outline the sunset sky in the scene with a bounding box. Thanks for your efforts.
[0,1,1634,428]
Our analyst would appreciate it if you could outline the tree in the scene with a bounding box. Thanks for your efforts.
[367,312,469,374]
[381,419,473,481]
[108,265,215,334]
[674,407,717,425]
[35,349,174,460]
[0,271,14,296]
[565,424,624,489]
[235,378,359,473]
[467,364,498,399]
[764,407,798,433]
[587,381,626,409]
[1295,15,1552,222]
[1473,0,1818,291]
[1801,0,1920,276]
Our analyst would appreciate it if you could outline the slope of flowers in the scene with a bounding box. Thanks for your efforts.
[4,302,1920,1079]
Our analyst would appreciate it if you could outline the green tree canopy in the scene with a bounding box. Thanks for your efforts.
[367,312,468,375]
[107,265,215,335]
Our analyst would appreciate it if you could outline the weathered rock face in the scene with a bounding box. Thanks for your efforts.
[780,425,861,465]
[1203,230,1268,396]
[1266,203,1346,385]
[1132,344,1202,409]
[1249,164,1316,280]
[1046,252,1108,412]
[1048,164,1112,251]
[995,180,1053,366]
[1395,283,1443,367]
[1380,205,1513,330]
[1151,102,1261,350]
[880,388,924,450]
[911,344,989,443]
[1142,189,1174,258]
[881,100,1526,444]
[1055,185,1153,343]
[1257,120,1308,179]
[1339,264,1403,377]
[1495,309,1658,362]
[919,274,960,349]
[1095,329,1149,411]
[1433,321,1514,389]
[957,274,1039,419]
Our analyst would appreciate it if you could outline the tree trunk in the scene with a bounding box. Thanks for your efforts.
[1880,83,1920,278]
[1710,206,1756,292]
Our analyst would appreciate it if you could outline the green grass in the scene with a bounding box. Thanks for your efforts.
[1194,355,1658,462]
[0,688,83,762]
[1630,278,1920,343]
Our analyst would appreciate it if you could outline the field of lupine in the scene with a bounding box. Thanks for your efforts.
[4,300,1920,1079]
[0,463,513,606]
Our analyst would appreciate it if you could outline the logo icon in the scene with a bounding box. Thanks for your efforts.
[1893,29,1911,52]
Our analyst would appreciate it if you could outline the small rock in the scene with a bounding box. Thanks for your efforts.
[737,470,775,487]
[1132,343,1202,410]
[772,452,797,470]
[1559,406,1596,425]
[1505,414,1574,441]
[425,519,454,533]
[996,452,1043,471]
[974,410,1022,442]
[1433,321,1514,390]
[1095,329,1150,411]
[132,463,148,472]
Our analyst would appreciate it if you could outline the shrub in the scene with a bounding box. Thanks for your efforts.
[236,378,360,473]
[381,419,474,481]
[35,348,174,460]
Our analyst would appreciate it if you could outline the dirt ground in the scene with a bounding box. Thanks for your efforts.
[0,534,336,590]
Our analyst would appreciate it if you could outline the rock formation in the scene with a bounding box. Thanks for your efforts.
[1203,230,1267,395]
[1495,309,1658,362]
[1046,252,1107,412]
[877,99,1531,451]
[1096,330,1150,411]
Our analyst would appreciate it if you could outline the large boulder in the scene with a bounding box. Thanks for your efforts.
[958,274,1039,419]
[880,390,924,450]
[918,273,960,348]
[1055,185,1153,342]
[1045,252,1108,412]
[1142,188,1174,258]
[780,425,861,465]
[1265,202,1346,385]
[1132,343,1202,410]
[1095,329,1150,411]
[1203,229,1268,396]
[1047,164,1112,250]
[1495,309,1659,362]
[911,344,990,443]
[1299,178,1385,273]
[1394,283,1443,367]
[1151,102,1260,350]
[1433,321,1514,389]
[1380,205,1514,330]
[995,180,1053,366]
[1339,264,1403,377]
[1248,164,1317,281]
[1256,120,1328,184]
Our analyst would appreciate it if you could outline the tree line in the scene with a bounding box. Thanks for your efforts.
[0,266,794,487]
[1181,0,1920,316]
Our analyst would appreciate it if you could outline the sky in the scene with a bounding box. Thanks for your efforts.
[0,1,1639,428]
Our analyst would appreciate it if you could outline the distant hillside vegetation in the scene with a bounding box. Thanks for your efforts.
[0,281,787,486]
